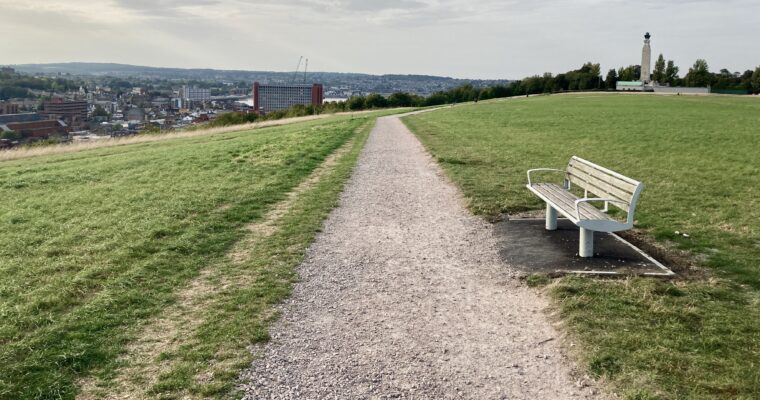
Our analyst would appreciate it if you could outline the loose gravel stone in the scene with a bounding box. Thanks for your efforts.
[239,114,601,399]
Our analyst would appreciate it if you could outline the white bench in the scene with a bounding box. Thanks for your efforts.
[526,156,644,258]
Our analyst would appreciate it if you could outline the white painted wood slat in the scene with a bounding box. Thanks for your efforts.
[531,183,614,221]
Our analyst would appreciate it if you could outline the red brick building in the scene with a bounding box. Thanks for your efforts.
[0,119,67,139]
[41,98,88,130]
[252,82,324,113]
[0,113,68,140]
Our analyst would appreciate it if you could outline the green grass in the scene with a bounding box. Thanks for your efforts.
[0,113,379,399]
[403,94,760,399]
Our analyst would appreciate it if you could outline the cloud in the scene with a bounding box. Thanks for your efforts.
[1,0,758,78]
[113,0,223,18]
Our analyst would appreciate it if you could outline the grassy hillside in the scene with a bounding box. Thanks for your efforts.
[404,94,760,400]
[0,114,378,399]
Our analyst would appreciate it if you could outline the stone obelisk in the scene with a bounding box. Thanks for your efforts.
[640,32,652,84]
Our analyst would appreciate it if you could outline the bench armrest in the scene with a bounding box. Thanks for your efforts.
[526,168,565,186]
[574,198,629,221]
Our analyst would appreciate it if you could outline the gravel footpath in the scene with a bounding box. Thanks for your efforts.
[240,114,600,399]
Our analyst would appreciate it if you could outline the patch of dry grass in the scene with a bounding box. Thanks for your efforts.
[0,114,329,162]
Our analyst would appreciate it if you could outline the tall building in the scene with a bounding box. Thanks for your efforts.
[253,82,324,113]
[0,102,19,115]
[41,98,88,130]
[640,32,652,84]
[181,86,211,102]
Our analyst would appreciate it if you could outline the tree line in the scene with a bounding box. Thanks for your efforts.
[207,58,760,128]
[0,70,84,100]
[322,59,760,112]
[610,55,760,92]
[515,59,760,95]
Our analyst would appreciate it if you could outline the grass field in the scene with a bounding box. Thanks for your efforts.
[0,113,383,399]
[403,94,760,400]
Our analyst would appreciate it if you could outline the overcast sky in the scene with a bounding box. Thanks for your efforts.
[1,0,757,79]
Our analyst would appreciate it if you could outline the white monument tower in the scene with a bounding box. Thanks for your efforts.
[640,32,652,84]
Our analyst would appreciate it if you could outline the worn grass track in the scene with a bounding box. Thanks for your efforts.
[403,94,760,400]
[79,120,373,399]
[0,113,379,399]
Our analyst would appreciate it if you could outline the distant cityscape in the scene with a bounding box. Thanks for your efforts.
[0,63,510,148]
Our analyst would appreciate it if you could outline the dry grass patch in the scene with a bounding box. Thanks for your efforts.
[0,114,329,162]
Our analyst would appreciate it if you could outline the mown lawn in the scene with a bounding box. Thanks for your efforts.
[403,94,760,400]
[0,114,377,399]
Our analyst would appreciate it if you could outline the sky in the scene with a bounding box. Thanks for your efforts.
[1,0,758,79]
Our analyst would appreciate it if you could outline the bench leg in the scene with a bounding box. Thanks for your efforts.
[579,228,594,258]
[545,204,558,230]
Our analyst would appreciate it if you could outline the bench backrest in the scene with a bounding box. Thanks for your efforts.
[566,156,644,219]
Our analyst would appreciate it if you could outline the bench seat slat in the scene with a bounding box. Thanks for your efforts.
[530,183,615,222]
[535,184,600,220]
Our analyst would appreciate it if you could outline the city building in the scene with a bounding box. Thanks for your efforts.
[126,108,146,122]
[181,85,211,102]
[0,102,19,115]
[0,113,68,139]
[41,98,88,130]
[252,82,324,113]
[0,113,45,124]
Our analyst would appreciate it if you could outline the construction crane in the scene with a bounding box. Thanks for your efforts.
[291,56,303,83]
[303,58,309,83]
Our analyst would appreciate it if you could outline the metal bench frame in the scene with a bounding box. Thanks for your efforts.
[526,156,644,258]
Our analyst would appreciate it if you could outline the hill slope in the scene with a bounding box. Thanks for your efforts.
[0,114,377,399]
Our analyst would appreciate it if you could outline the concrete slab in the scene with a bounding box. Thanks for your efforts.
[495,218,674,276]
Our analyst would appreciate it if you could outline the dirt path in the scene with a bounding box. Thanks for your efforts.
[240,115,599,399]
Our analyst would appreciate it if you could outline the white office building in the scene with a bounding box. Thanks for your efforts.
[181,86,211,102]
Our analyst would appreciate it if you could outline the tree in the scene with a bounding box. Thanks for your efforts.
[617,65,639,81]
[685,59,711,87]
[542,72,558,92]
[92,105,109,118]
[652,54,666,83]
[364,93,388,108]
[346,96,366,110]
[588,63,602,89]
[665,60,680,86]
[752,66,760,94]
[522,76,543,94]
[0,130,21,140]
[424,92,448,106]
[387,92,414,107]
[605,69,618,89]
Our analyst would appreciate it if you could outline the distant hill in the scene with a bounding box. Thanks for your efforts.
[11,63,511,95]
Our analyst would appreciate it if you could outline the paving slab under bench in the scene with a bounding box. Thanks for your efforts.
[495,218,674,276]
